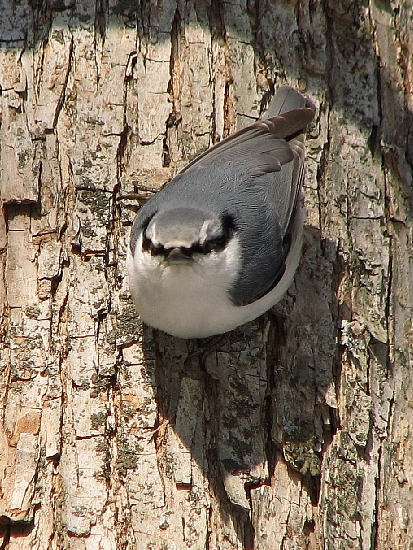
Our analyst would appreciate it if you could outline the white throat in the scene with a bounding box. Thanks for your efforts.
[126,234,241,338]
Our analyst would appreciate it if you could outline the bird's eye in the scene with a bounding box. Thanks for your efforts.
[142,234,166,256]
[222,213,237,234]
[202,242,212,254]
[142,233,151,252]
[151,243,165,256]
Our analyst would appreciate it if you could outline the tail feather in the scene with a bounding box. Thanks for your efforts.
[264,86,316,118]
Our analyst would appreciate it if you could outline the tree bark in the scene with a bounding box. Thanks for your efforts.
[1,0,412,548]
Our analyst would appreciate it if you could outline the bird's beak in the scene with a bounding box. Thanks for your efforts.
[165,247,193,265]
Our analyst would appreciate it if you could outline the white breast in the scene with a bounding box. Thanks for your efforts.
[126,233,242,338]
[126,213,303,339]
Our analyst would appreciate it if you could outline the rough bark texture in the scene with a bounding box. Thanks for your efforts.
[0,0,412,548]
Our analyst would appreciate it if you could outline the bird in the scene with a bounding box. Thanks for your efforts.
[126,86,316,339]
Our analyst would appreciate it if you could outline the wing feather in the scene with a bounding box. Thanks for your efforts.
[132,87,316,306]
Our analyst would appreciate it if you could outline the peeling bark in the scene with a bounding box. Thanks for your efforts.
[0,1,412,548]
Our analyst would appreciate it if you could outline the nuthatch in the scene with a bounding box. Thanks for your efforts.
[127,86,316,338]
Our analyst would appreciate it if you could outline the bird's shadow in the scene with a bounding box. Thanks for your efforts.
[141,225,343,546]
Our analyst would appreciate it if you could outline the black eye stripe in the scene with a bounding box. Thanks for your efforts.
[142,212,237,256]
[147,238,226,257]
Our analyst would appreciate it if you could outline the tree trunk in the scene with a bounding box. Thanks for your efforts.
[1,1,412,548]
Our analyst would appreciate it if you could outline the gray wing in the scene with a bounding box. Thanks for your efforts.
[228,140,305,306]
[180,108,314,177]
[179,92,314,305]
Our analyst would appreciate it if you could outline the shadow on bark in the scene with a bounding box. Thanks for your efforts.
[141,225,342,547]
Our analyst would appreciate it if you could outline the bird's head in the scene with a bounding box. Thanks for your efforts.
[142,207,236,265]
